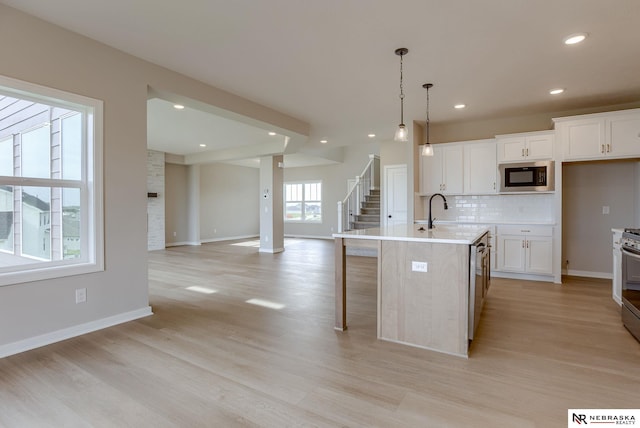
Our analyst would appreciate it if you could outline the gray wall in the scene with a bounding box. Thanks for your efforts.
[200,163,259,241]
[562,161,639,275]
[165,163,190,245]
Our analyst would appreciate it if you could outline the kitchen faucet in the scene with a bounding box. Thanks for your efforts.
[428,193,448,229]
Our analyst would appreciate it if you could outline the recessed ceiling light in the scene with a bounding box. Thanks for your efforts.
[454,104,466,109]
[199,144,207,147]
[368,133,376,138]
[268,131,277,136]
[320,140,328,144]
[564,33,587,45]
[549,88,565,95]
[173,104,185,110]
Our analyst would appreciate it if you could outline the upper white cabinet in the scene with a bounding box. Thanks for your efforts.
[420,144,463,194]
[464,139,497,194]
[496,131,554,163]
[554,109,640,161]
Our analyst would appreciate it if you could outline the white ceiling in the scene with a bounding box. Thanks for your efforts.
[5,0,640,166]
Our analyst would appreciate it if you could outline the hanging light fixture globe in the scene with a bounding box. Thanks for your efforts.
[393,48,409,142]
[421,83,435,156]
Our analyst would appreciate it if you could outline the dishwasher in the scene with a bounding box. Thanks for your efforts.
[469,232,490,341]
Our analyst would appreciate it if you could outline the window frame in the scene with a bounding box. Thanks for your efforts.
[284,180,323,224]
[0,75,104,286]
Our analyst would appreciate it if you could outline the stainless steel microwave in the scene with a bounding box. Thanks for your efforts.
[499,161,554,192]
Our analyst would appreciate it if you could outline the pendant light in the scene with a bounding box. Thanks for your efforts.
[421,83,434,156]
[393,48,409,142]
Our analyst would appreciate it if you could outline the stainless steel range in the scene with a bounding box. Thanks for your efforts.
[621,228,640,342]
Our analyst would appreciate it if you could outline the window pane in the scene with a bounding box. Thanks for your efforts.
[286,183,302,202]
[62,188,81,259]
[304,202,321,221]
[285,202,302,220]
[61,113,82,180]
[0,137,13,176]
[21,125,50,179]
[305,182,321,201]
[21,186,51,260]
[0,185,13,252]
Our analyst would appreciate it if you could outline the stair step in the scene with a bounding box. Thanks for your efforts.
[356,214,379,222]
[360,208,380,215]
[361,201,380,209]
[351,221,380,229]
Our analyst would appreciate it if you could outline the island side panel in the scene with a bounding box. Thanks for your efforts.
[379,240,470,356]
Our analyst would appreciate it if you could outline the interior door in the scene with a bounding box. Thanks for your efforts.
[384,164,407,227]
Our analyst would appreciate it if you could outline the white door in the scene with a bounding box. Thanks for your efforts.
[384,164,407,227]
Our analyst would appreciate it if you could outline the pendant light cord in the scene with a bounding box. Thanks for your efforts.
[426,85,430,144]
[399,52,404,124]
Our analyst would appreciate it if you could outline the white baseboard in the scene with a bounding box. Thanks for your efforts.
[165,241,201,247]
[563,269,612,280]
[200,234,259,244]
[491,271,554,283]
[0,306,153,359]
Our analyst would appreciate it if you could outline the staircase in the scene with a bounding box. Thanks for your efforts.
[351,189,380,229]
[337,154,381,232]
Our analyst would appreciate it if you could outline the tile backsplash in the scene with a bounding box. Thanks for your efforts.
[422,193,555,224]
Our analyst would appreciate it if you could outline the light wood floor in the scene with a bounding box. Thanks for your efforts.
[1,238,639,427]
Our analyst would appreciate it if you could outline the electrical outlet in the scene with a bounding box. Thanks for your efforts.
[173,231,177,237]
[602,206,610,215]
[412,261,428,272]
[75,288,87,304]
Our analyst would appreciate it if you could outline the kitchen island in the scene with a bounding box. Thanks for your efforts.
[334,224,490,357]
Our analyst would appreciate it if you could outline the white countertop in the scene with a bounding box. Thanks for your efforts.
[333,224,489,244]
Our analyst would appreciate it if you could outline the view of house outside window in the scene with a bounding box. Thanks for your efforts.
[0,75,103,286]
[284,181,322,222]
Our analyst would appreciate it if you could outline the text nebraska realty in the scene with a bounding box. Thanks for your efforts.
[574,413,636,425]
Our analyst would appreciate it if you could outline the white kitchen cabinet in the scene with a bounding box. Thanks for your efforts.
[464,139,497,194]
[612,229,623,306]
[420,143,463,194]
[555,108,640,161]
[609,113,640,158]
[497,225,553,275]
[496,131,554,163]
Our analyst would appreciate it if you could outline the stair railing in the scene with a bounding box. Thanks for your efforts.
[337,154,380,233]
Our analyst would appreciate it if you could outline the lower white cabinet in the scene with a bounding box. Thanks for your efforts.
[612,229,623,305]
[497,225,553,275]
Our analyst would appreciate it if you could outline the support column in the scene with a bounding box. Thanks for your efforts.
[187,164,201,246]
[259,155,284,253]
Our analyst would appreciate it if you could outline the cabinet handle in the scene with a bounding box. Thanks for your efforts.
[526,148,529,156]
[601,144,605,154]
[522,240,525,248]
[521,148,525,157]
[607,143,611,153]
[526,240,529,248]
[493,182,496,190]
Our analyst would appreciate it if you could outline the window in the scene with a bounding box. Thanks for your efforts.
[0,75,103,286]
[284,181,322,223]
